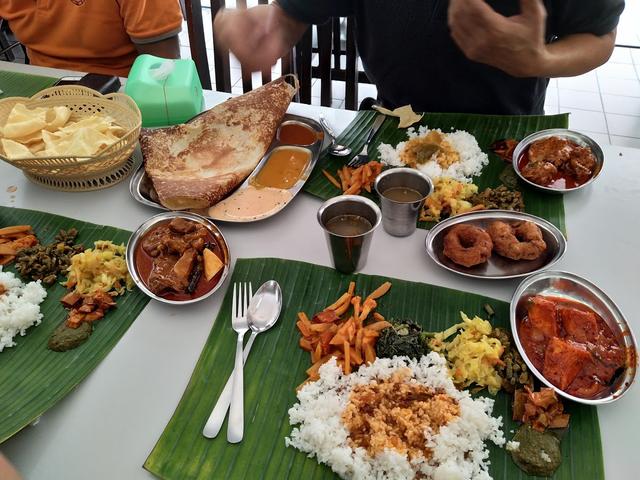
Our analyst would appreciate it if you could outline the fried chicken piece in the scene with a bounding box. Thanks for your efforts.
[521,160,558,186]
[528,137,574,167]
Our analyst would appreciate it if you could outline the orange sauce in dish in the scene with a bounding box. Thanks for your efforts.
[278,123,320,145]
[253,147,311,189]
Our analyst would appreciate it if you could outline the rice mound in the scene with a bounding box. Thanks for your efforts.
[0,268,47,352]
[286,353,505,480]
[379,126,489,183]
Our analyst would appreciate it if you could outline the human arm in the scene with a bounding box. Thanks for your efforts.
[214,0,354,72]
[119,0,183,59]
[0,453,22,480]
[448,0,621,78]
[135,35,181,59]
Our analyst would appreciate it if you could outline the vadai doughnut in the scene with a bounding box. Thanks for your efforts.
[443,224,493,268]
[487,220,547,260]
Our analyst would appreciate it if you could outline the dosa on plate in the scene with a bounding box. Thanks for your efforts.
[140,76,297,210]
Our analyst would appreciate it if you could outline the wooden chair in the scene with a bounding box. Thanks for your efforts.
[183,1,368,110]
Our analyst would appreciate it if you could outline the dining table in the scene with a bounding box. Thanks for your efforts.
[0,60,638,480]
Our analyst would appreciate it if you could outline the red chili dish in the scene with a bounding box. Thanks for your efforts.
[517,295,629,399]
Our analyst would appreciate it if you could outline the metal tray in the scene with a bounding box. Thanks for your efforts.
[129,113,331,222]
[510,270,637,404]
[425,210,567,280]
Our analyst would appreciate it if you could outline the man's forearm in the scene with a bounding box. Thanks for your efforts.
[537,31,616,78]
[135,36,181,59]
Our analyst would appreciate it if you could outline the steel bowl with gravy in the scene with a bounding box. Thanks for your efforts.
[510,271,637,405]
[126,212,230,304]
[513,129,604,194]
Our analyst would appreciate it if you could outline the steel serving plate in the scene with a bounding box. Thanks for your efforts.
[425,210,566,280]
[512,128,604,194]
[129,113,331,222]
[126,211,231,305]
[510,270,637,405]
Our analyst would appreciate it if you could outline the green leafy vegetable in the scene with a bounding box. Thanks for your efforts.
[376,320,430,359]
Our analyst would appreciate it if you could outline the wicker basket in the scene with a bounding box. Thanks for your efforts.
[0,85,141,190]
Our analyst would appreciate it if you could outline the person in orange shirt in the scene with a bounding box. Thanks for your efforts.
[0,0,184,76]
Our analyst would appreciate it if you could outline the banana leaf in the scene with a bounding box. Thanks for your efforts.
[0,206,149,443]
[0,71,58,98]
[304,111,567,234]
[145,257,602,480]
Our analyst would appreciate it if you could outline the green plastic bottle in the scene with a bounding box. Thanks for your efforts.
[125,54,204,127]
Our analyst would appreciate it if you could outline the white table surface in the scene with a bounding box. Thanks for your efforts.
[1,61,638,480]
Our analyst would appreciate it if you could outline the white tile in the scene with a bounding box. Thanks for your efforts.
[180,46,192,59]
[567,109,608,133]
[557,72,599,92]
[230,68,242,86]
[605,113,640,137]
[331,98,344,109]
[602,94,640,116]
[574,130,610,145]
[231,85,244,95]
[544,105,560,115]
[558,89,603,111]
[596,63,639,80]
[311,96,321,106]
[633,49,640,65]
[598,77,640,97]
[608,47,634,64]
[610,136,640,148]
[312,80,346,100]
[544,88,558,106]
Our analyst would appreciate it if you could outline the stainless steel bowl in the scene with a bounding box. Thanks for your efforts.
[512,129,604,194]
[510,271,637,405]
[425,210,566,280]
[126,211,231,305]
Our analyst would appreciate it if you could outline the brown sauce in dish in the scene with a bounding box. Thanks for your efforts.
[278,123,321,145]
[517,295,628,398]
[135,219,224,301]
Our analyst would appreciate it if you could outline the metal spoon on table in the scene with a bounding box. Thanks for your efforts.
[202,280,283,439]
[319,115,352,157]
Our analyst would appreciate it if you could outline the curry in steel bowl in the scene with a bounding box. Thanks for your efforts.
[510,271,637,404]
[126,212,230,304]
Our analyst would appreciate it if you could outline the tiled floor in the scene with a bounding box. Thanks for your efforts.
[180,7,640,148]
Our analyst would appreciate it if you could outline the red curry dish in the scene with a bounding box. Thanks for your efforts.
[134,218,224,301]
[517,295,627,399]
[518,136,597,189]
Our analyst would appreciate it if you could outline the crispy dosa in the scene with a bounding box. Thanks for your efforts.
[139,76,297,210]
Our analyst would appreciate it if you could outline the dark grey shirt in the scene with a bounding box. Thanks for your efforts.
[277,0,624,114]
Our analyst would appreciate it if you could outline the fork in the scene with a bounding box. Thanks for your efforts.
[227,282,252,443]
[347,114,386,167]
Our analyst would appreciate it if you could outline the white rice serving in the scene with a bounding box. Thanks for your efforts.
[379,126,488,183]
[286,353,505,480]
[0,267,47,352]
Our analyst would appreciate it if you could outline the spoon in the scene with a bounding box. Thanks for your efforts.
[202,280,283,438]
[319,115,352,157]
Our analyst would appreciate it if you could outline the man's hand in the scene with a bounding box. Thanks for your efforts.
[214,5,308,72]
[448,0,549,78]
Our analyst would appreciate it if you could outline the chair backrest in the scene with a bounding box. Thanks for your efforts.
[183,1,367,110]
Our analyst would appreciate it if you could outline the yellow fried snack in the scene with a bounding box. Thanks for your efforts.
[373,104,423,128]
[0,103,123,159]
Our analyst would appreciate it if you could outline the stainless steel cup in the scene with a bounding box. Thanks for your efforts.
[374,168,433,237]
[317,195,381,274]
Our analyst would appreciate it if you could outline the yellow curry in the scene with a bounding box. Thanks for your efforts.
[253,147,311,189]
